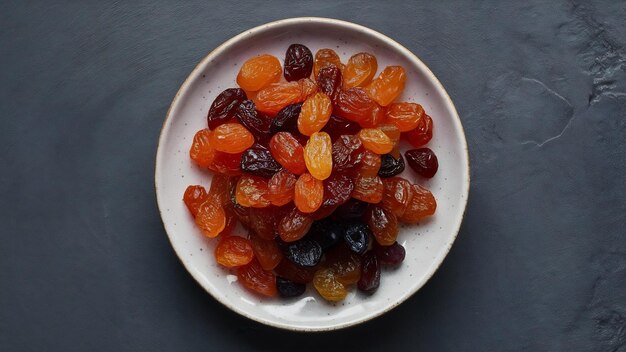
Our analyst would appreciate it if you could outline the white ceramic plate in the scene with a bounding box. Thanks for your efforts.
[155,17,469,331]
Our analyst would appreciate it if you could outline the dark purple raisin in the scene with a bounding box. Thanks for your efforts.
[357,251,380,294]
[270,103,302,134]
[316,65,342,103]
[240,144,282,178]
[405,148,439,178]
[207,88,247,129]
[378,154,405,178]
[343,222,371,255]
[322,173,354,207]
[276,276,306,298]
[308,219,343,250]
[284,44,313,82]
[283,239,322,267]
[235,100,271,140]
[322,115,361,140]
[373,241,406,266]
[333,199,368,219]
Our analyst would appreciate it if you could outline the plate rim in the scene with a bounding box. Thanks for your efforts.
[155,16,470,332]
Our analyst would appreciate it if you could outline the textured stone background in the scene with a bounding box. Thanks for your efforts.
[1,1,625,351]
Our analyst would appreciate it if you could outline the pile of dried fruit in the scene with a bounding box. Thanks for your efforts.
[183,44,438,301]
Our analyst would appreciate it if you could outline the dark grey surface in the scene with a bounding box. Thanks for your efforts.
[1,1,625,351]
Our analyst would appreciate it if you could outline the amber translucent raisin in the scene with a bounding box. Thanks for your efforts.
[381,177,413,217]
[335,88,385,128]
[294,173,324,213]
[208,174,231,205]
[278,207,314,242]
[365,66,406,106]
[211,151,243,176]
[403,114,433,147]
[332,135,364,172]
[254,79,316,115]
[325,245,362,285]
[189,129,216,168]
[250,234,283,271]
[343,52,378,89]
[220,204,237,237]
[269,132,306,175]
[215,236,254,267]
[355,150,381,177]
[183,185,208,217]
[235,175,270,208]
[237,54,282,92]
[210,123,255,154]
[399,184,436,223]
[377,123,401,146]
[314,48,344,77]
[385,102,425,132]
[195,199,226,238]
[358,128,394,154]
[313,268,347,301]
[267,169,296,206]
[298,92,332,136]
[304,132,333,180]
[207,88,247,129]
[237,258,277,297]
[367,205,398,246]
[245,207,278,240]
[352,176,384,203]
[284,44,313,81]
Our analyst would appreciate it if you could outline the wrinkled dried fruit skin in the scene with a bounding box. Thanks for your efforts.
[274,258,316,283]
[195,199,226,238]
[332,135,364,172]
[405,148,439,178]
[220,205,237,236]
[236,100,271,140]
[313,268,348,302]
[237,54,282,92]
[211,151,243,176]
[352,175,384,203]
[270,103,302,134]
[236,175,270,208]
[245,207,278,240]
[267,169,296,206]
[373,241,406,266]
[365,66,407,106]
[284,44,313,82]
[308,219,343,250]
[311,203,339,220]
[215,236,254,267]
[298,92,332,136]
[314,48,344,77]
[276,277,306,298]
[381,177,413,217]
[403,114,433,147]
[377,123,401,146]
[207,88,247,129]
[250,234,283,270]
[399,184,436,223]
[316,65,342,103]
[190,129,216,168]
[240,144,281,178]
[367,205,399,246]
[343,222,371,254]
[294,173,324,213]
[378,153,405,178]
[385,102,425,132]
[254,79,316,115]
[322,173,354,207]
[208,174,231,205]
[355,150,381,177]
[304,132,333,180]
[322,115,361,140]
[278,208,314,242]
[183,185,208,217]
[357,252,380,294]
[343,52,378,89]
[237,258,277,297]
[325,244,362,285]
[210,123,255,154]
[284,239,323,267]
[335,88,385,128]
[269,132,306,175]
[358,128,394,154]
[333,198,368,219]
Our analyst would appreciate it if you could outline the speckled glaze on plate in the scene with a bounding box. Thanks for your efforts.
[155,17,469,331]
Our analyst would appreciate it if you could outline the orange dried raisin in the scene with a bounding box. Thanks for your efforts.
[294,173,324,213]
[194,199,226,238]
[189,129,216,168]
[403,114,433,147]
[267,169,296,206]
[297,92,332,136]
[254,78,316,115]
[210,123,255,153]
[313,268,347,302]
[399,184,436,223]
[237,54,282,92]
[355,150,381,177]
[250,234,283,271]
[381,177,413,217]
[278,207,313,242]
[343,52,378,89]
[385,102,425,132]
[235,175,270,208]
[313,48,344,77]
[237,258,277,297]
[325,245,362,285]
[377,123,401,146]
[335,88,385,128]
[366,205,398,246]
[358,128,394,154]
[352,176,384,203]
[183,185,208,217]
[269,132,306,175]
[215,236,254,267]
[366,66,406,106]
[304,132,332,180]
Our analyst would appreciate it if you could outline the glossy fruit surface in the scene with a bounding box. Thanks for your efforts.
[267,169,296,206]
[237,258,277,297]
[343,222,371,254]
[210,123,255,154]
[284,239,323,267]
[381,177,413,217]
[335,88,385,128]
[373,241,406,266]
[190,129,216,168]
[332,135,363,172]
[236,175,270,208]
[357,252,380,294]
[269,132,306,175]
[358,128,394,154]
[325,245,362,285]
[378,153,405,178]
[215,236,254,267]
[313,268,347,302]
[278,208,314,242]
[194,199,226,238]
[352,176,384,203]
[254,79,316,114]
[365,66,406,106]
[183,185,208,217]
[399,184,437,223]
[250,234,283,270]
[237,54,282,92]
[298,92,332,136]
[343,52,377,89]
[304,132,332,180]
[294,173,324,213]
[403,114,433,147]
[316,65,342,103]
[405,148,439,178]
[367,205,398,246]
[270,103,302,133]
[322,173,353,207]
[385,102,425,132]
[207,88,247,129]
[314,48,343,77]
[235,100,271,140]
[240,144,281,178]
[284,44,313,81]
